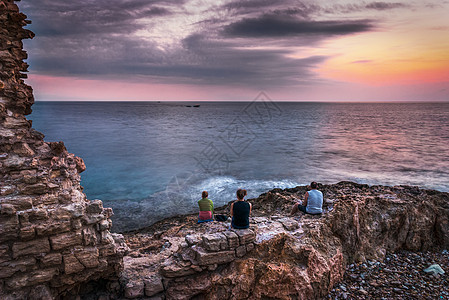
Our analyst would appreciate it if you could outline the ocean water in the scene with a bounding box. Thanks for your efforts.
[29,101,449,230]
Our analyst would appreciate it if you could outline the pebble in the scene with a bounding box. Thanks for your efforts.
[326,250,448,299]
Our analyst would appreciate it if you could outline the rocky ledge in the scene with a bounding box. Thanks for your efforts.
[119,182,448,299]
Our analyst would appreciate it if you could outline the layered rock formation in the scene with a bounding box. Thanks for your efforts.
[122,182,448,299]
[0,1,126,298]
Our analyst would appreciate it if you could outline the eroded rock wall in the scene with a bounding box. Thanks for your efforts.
[324,182,449,262]
[0,1,126,298]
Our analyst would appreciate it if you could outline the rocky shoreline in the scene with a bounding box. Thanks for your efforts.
[111,182,448,299]
[327,249,448,299]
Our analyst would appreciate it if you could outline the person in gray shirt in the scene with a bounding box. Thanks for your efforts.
[290,181,323,215]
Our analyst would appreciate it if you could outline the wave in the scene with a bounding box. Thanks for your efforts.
[108,174,300,231]
[163,173,300,208]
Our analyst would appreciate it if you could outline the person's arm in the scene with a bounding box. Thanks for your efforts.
[210,199,214,215]
[249,202,252,215]
[303,191,309,207]
[230,202,234,217]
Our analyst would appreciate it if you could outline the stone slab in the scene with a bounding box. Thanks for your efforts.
[12,237,50,258]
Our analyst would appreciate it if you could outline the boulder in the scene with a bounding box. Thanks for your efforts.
[222,231,239,249]
[202,233,227,251]
[233,228,256,244]
[144,274,164,297]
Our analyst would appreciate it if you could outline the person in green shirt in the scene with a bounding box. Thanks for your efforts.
[198,191,214,222]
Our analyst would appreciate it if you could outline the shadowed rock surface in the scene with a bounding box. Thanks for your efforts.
[0,1,126,298]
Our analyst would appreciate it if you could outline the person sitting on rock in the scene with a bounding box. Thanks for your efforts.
[231,189,252,229]
[198,191,214,223]
[290,181,323,216]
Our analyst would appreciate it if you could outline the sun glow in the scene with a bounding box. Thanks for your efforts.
[316,4,449,87]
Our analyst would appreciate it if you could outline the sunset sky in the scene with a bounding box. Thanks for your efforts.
[20,0,449,102]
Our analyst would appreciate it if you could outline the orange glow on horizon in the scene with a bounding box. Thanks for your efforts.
[320,60,449,85]
[312,12,449,87]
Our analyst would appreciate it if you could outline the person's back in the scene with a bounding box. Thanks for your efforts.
[306,189,323,214]
[198,191,214,222]
[198,198,214,212]
[231,188,251,229]
[232,201,250,228]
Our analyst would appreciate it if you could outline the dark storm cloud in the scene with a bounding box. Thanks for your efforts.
[21,0,178,36]
[176,34,328,86]
[327,1,410,14]
[365,2,407,10]
[142,7,173,17]
[270,6,322,19]
[224,14,374,38]
[20,0,397,89]
[222,0,280,12]
[221,1,408,18]
[28,31,328,88]
[27,35,164,76]
[221,0,322,20]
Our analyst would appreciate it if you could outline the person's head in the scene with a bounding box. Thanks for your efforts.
[236,189,247,200]
[310,181,318,189]
[202,191,208,199]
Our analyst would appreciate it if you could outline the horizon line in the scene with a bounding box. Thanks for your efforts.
[33,99,449,104]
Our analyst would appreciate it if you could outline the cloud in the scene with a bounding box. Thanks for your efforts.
[21,0,179,37]
[221,0,324,21]
[28,30,329,89]
[223,14,374,38]
[27,34,167,76]
[21,0,340,89]
[365,2,407,10]
[178,33,329,87]
[142,7,173,16]
[222,0,282,14]
[21,0,411,91]
[322,1,410,14]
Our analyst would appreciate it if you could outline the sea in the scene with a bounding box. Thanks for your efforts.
[29,100,449,231]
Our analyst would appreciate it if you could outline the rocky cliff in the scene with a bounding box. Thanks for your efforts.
[0,1,126,298]
[121,182,448,299]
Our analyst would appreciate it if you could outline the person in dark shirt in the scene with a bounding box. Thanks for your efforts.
[230,189,252,229]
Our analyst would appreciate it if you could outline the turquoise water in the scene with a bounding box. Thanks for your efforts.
[29,101,449,230]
